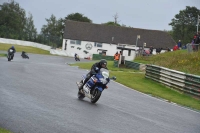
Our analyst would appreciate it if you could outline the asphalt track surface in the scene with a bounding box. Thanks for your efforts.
[0,53,200,133]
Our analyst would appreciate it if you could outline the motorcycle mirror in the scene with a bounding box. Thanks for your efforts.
[111,76,116,80]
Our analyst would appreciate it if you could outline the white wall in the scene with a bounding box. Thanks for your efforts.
[62,39,136,61]
[0,38,51,51]
[0,38,166,58]
[123,45,137,60]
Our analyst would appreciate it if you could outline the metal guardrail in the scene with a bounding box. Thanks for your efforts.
[186,43,199,53]
[145,64,200,98]
[113,60,118,67]
[113,60,146,71]
[92,54,114,61]
[125,61,140,70]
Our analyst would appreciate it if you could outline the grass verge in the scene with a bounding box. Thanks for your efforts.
[134,50,200,75]
[0,53,6,57]
[70,61,200,111]
[0,128,11,133]
[0,43,50,55]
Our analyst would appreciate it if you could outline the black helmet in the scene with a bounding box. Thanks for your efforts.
[99,59,107,68]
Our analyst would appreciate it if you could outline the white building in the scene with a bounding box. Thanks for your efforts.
[62,20,176,61]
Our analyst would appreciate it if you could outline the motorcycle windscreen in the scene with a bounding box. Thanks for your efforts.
[99,68,109,78]
[98,68,109,84]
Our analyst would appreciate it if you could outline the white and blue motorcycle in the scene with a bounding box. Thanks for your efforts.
[76,68,116,103]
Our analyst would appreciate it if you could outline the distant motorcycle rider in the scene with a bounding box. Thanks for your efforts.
[74,53,79,61]
[8,46,16,60]
[75,53,77,58]
[78,59,108,90]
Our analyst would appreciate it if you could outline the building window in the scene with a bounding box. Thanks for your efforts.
[76,40,81,45]
[70,40,75,44]
[70,40,81,45]
[94,42,102,47]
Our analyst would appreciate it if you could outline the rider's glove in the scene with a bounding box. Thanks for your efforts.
[91,71,96,75]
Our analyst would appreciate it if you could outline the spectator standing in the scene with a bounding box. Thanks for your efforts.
[194,32,200,51]
[114,52,120,60]
[177,40,182,49]
[149,46,153,54]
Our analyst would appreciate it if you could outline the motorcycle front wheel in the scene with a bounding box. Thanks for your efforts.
[7,55,11,61]
[91,89,101,103]
[77,90,85,100]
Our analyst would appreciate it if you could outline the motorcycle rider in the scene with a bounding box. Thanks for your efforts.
[78,59,108,90]
[74,53,79,61]
[8,46,16,60]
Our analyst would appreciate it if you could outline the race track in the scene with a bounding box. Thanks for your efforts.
[0,53,200,133]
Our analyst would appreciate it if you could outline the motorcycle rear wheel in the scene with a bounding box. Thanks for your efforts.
[91,89,101,103]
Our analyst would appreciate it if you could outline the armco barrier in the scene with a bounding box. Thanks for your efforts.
[125,60,140,70]
[113,60,118,67]
[113,60,145,71]
[0,38,51,51]
[93,54,114,61]
[50,49,68,56]
[0,38,82,57]
[145,64,200,98]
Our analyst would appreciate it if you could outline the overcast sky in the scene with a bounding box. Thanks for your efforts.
[1,0,200,33]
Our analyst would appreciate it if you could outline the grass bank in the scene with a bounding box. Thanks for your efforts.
[0,128,11,133]
[134,50,200,75]
[70,61,200,111]
[0,43,50,55]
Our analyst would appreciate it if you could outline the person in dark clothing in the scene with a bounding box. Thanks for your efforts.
[74,53,80,61]
[8,46,16,60]
[74,53,77,58]
[78,59,108,90]
[177,40,182,49]
[21,51,29,59]
[194,32,200,51]
[149,46,153,54]
[21,51,26,57]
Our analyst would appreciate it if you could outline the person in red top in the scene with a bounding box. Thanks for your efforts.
[173,45,178,51]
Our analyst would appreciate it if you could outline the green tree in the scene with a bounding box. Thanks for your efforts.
[103,13,121,27]
[169,6,200,44]
[164,29,173,36]
[41,14,62,47]
[65,13,92,23]
[41,14,58,36]
[0,0,26,39]
[24,12,37,41]
[103,21,121,26]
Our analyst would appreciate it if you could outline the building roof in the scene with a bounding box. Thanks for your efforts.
[64,20,176,49]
